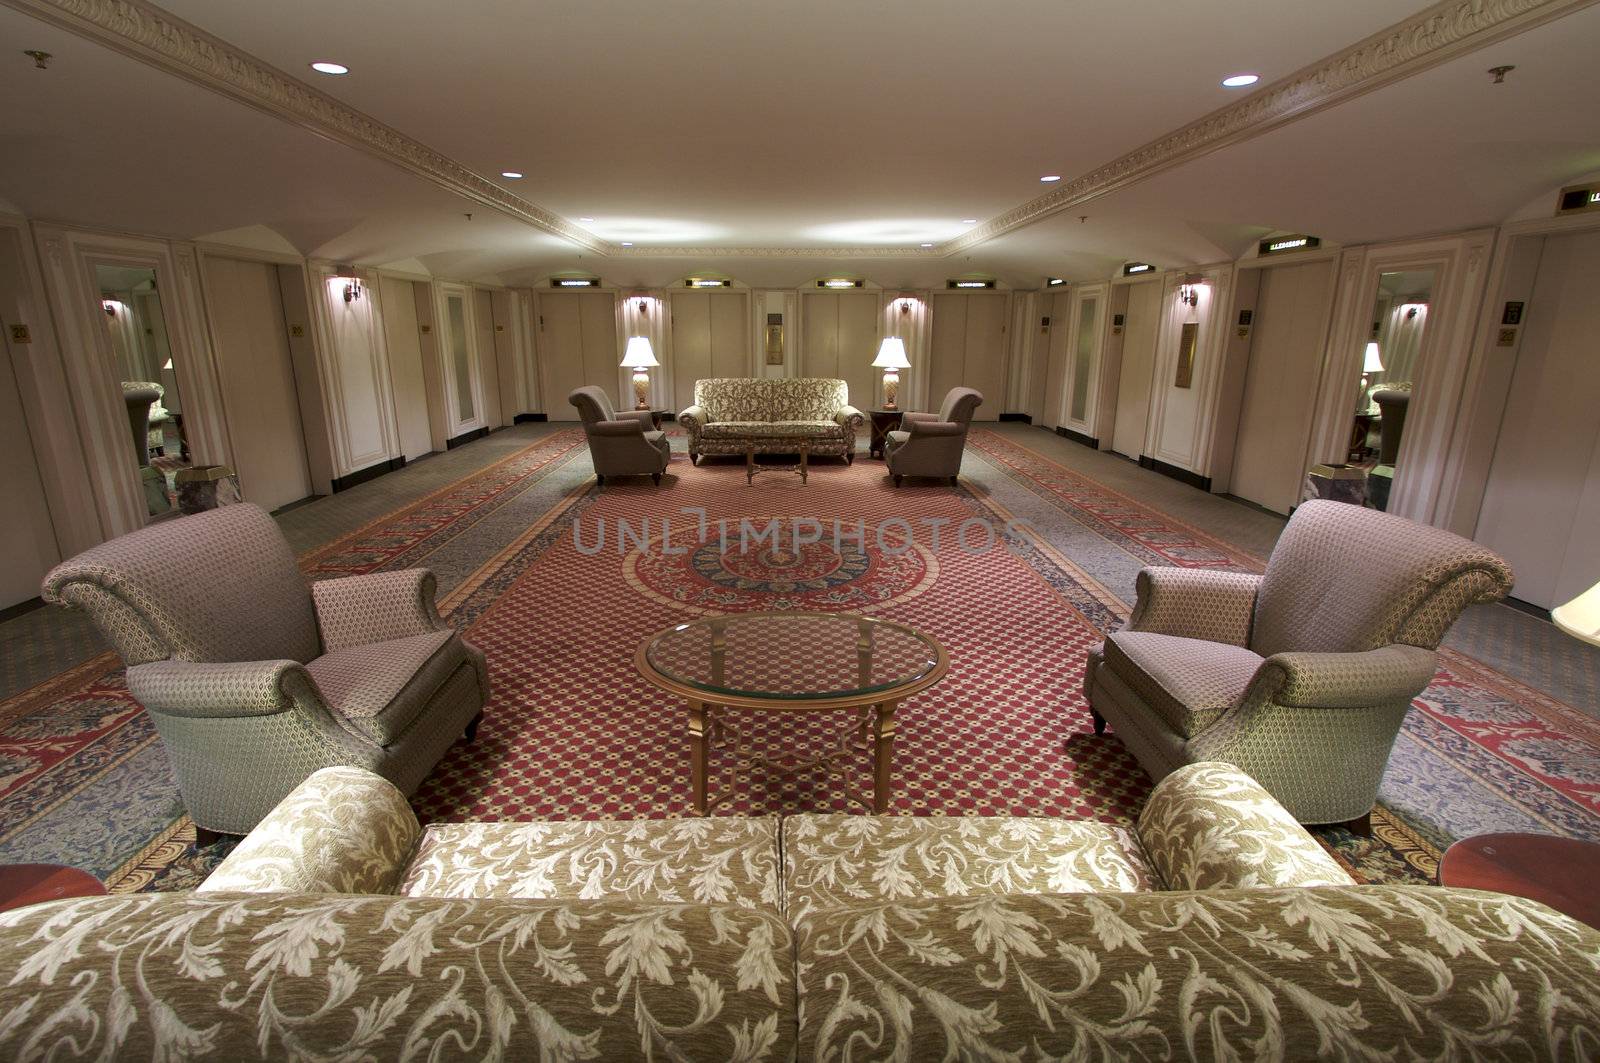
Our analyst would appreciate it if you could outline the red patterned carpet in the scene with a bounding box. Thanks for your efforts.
[2,426,1596,891]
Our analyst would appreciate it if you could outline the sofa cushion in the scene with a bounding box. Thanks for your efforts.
[699,419,845,440]
[793,887,1600,1061]
[1136,762,1356,889]
[782,813,1155,927]
[400,817,780,908]
[306,629,465,745]
[1103,630,1261,737]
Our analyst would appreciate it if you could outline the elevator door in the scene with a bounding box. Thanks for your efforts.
[1475,230,1600,609]
[1229,260,1336,514]
[1110,282,1162,458]
[671,290,749,412]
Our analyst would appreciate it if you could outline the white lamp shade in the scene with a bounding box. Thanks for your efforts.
[1363,341,1384,373]
[871,336,911,369]
[1552,580,1600,647]
[620,336,659,368]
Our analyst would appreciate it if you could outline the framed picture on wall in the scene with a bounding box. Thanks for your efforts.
[765,314,784,365]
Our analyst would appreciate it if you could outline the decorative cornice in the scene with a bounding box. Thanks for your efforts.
[8,0,1595,261]
[2,0,611,254]
[943,0,1600,255]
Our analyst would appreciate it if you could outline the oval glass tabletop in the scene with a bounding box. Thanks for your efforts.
[642,612,943,701]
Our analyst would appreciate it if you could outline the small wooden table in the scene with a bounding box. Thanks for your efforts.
[1438,832,1600,928]
[0,864,107,913]
[637,612,949,814]
[648,409,675,430]
[869,409,903,459]
[745,440,809,485]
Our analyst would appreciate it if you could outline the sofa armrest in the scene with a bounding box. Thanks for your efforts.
[834,404,865,428]
[907,419,961,437]
[199,766,420,894]
[126,659,329,720]
[1249,644,1438,710]
[678,404,708,430]
[313,569,443,652]
[1135,762,1355,890]
[1126,568,1261,646]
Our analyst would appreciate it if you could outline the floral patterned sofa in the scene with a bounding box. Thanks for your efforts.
[2,763,1597,1059]
[677,377,865,464]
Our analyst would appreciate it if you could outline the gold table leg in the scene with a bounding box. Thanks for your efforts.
[872,699,898,814]
[688,699,709,815]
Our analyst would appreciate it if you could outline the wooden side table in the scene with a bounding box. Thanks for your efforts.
[648,409,675,430]
[1438,833,1600,928]
[869,409,902,459]
[0,864,108,913]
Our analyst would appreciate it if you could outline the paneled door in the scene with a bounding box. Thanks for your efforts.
[799,291,879,409]
[1064,288,1104,434]
[538,290,619,419]
[0,313,58,608]
[927,292,1006,420]
[1037,290,1073,429]
[436,282,487,440]
[671,289,750,412]
[201,256,312,511]
[378,275,434,461]
[1229,259,1337,514]
[473,289,503,428]
[1475,229,1600,609]
[1110,281,1162,458]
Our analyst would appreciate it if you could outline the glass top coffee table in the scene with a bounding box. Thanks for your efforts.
[636,611,948,814]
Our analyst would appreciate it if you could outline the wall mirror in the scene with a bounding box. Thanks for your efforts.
[97,264,188,517]
[1067,292,1099,425]
[1351,268,1435,510]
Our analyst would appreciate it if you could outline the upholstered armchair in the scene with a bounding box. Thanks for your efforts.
[1082,499,1512,830]
[42,504,488,839]
[121,381,163,465]
[885,387,983,485]
[569,386,670,485]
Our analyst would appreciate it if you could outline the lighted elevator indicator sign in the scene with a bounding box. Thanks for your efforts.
[1122,263,1154,275]
[1258,234,1322,255]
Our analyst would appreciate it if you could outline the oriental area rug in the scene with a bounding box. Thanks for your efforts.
[1,428,1596,892]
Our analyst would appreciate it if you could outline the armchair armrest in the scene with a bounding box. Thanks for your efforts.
[615,408,654,431]
[1135,762,1355,890]
[678,404,708,431]
[1247,644,1438,710]
[906,419,961,437]
[590,418,648,437]
[313,569,444,652]
[1126,568,1261,646]
[900,411,938,425]
[199,766,421,895]
[126,658,327,720]
[834,404,865,428]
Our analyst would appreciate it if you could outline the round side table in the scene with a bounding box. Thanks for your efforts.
[1438,833,1600,928]
[0,864,108,914]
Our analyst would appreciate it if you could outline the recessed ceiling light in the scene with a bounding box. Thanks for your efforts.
[962,219,978,225]
[1040,174,1061,183]
[578,217,594,222]
[500,171,523,179]
[309,61,349,75]
[1221,73,1259,87]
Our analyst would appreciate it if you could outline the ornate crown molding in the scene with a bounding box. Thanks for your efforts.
[3,0,611,254]
[942,0,1600,255]
[8,0,1594,261]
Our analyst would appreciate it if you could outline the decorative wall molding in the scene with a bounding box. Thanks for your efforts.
[8,0,1594,264]
[943,0,1600,255]
[2,0,608,254]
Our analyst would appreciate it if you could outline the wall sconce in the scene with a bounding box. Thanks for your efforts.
[1177,273,1205,308]
[335,265,363,303]
[102,300,116,316]
[637,298,650,315]
[899,299,913,315]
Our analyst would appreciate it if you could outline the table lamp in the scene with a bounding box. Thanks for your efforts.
[872,337,911,410]
[620,336,659,410]
[1357,341,1384,412]
[1552,580,1600,647]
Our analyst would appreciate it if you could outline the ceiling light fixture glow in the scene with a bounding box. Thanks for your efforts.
[309,61,349,75]
[578,217,595,222]
[920,242,934,248]
[1221,73,1259,87]
[500,170,523,179]
[1040,175,1061,183]
[621,241,633,247]
[962,219,978,225]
